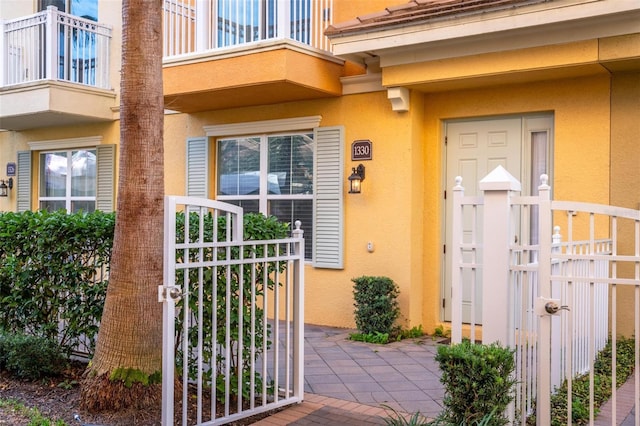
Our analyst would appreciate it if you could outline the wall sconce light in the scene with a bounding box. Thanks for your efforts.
[0,178,13,197]
[348,164,365,194]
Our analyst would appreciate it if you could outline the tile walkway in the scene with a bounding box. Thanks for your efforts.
[255,324,445,425]
[253,324,637,425]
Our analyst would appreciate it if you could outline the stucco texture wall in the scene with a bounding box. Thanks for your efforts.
[178,90,425,329]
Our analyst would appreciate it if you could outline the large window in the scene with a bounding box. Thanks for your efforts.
[39,149,97,213]
[217,133,314,259]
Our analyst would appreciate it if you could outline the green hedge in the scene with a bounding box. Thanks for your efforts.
[0,330,67,380]
[435,340,516,426]
[0,210,114,356]
[352,276,400,336]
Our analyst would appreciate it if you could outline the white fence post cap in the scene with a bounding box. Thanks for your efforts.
[479,165,522,191]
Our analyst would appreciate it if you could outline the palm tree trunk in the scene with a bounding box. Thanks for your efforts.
[81,0,165,411]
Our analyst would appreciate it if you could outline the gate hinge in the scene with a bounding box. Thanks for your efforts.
[158,285,183,302]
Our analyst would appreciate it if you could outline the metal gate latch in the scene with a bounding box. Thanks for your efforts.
[158,285,183,302]
[536,297,570,316]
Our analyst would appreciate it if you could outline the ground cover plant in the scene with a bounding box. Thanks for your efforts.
[527,336,637,425]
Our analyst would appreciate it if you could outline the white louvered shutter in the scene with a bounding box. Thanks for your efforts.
[95,144,115,212]
[313,126,344,269]
[16,151,31,212]
[186,137,209,197]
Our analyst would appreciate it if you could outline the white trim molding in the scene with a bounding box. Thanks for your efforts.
[204,116,323,137]
[29,136,104,151]
[387,87,410,112]
[341,73,385,95]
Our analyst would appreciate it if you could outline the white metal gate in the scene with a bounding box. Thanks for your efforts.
[450,166,640,425]
[159,196,305,425]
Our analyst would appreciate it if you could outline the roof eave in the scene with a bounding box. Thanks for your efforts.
[328,0,640,63]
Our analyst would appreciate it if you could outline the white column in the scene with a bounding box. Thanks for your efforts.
[451,176,465,344]
[45,6,58,80]
[536,174,553,424]
[479,165,521,346]
[195,0,210,52]
[278,0,291,39]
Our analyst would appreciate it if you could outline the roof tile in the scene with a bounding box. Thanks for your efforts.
[326,0,550,36]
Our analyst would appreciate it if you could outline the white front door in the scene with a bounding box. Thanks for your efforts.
[442,115,553,323]
[443,118,523,323]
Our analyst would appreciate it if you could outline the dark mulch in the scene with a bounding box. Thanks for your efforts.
[0,361,282,425]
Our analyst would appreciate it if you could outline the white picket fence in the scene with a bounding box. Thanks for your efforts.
[450,166,640,424]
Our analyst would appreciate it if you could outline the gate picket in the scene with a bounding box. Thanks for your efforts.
[160,196,305,425]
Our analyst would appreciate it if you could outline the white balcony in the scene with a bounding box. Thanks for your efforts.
[163,0,333,59]
[0,6,115,131]
[162,0,343,113]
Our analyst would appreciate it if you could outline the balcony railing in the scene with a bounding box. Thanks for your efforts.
[0,6,112,89]
[163,0,333,59]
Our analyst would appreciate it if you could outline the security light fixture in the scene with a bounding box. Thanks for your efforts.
[348,164,365,194]
[0,178,12,197]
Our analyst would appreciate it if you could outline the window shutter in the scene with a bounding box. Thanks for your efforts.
[16,151,31,212]
[313,126,344,269]
[186,137,209,197]
[95,144,115,212]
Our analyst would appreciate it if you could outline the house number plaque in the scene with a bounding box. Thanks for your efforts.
[351,140,372,161]
[6,162,16,177]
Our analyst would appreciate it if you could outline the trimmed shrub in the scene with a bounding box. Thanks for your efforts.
[435,340,516,426]
[0,210,113,356]
[0,331,67,380]
[352,276,400,335]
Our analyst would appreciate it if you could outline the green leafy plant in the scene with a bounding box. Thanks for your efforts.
[432,325,450,339]
[382,404,498,426]
[174,212,290,403]
[381,403,430,425]
[352,276,400,336]
[435,340,516,426]
[528,336,637,425]
[349,331,390,344]
[0,398,68,426]
[0,210,113,357]
[0,331,67,380]
[400,325,424,340]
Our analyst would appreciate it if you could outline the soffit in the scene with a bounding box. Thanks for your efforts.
[162,41,344,113]
[327,0,640,66]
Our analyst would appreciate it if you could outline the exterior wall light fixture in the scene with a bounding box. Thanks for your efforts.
[0,178,13,197]
[348,164,365,194]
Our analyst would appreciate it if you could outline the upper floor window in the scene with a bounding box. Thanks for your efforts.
[39,0,98,20]
[39,149,97,213]
[216,0,311,47]
[216,133,314,259]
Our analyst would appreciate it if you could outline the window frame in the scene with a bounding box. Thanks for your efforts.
[199,117,344,269]
[215,132,315,211]
[38,148,98,213]
[22,136,115,214]
[215,132,315,260]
